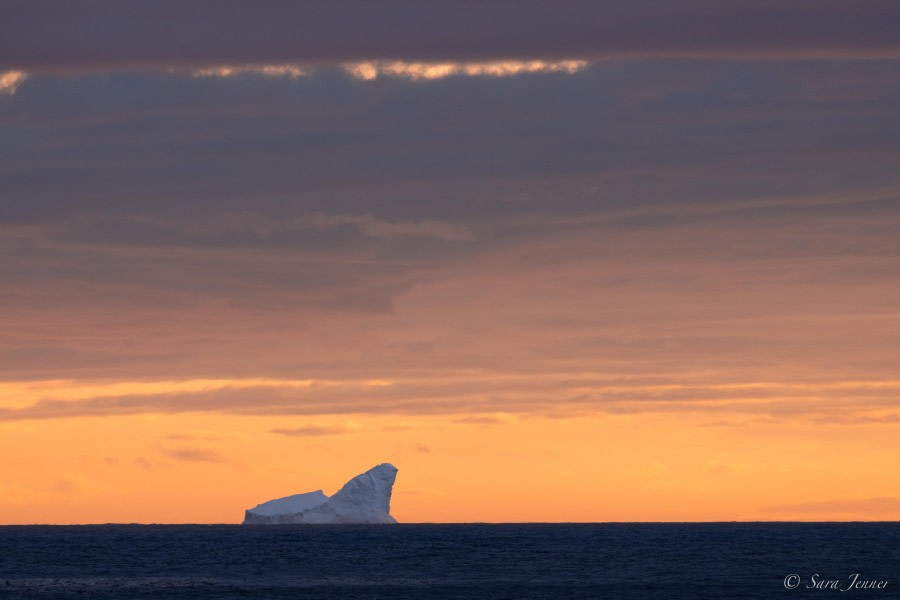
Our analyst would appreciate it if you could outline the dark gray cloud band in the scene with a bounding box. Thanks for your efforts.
[3,1,900,72]
[2,27,900,420]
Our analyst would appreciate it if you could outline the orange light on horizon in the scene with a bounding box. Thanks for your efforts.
[2,407,899,524]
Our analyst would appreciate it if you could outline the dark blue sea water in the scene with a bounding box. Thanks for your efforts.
[0,523,897,599]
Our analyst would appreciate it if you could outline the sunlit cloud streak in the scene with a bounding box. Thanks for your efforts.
[342,60,587,81]
[190,60,586,82]
[192,64,307,78]
[0,70,26,94]
[2,376,900,422]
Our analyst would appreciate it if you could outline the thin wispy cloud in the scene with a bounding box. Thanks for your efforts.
[270,425,350,437]
[764,497,900,514]
[452,416,509,426]
[306,213,475,242]
[2,377,900,422]
[162,447,226,463]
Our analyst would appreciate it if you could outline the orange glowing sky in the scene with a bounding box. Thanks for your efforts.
[3,2,900,523]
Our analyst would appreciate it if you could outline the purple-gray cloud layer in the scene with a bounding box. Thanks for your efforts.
[2,17,900,422]
[3,1,900,72]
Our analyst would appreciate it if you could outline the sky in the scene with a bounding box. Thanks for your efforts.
[2,1,900,524]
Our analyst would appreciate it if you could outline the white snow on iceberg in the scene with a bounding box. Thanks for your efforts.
[243,463,398,524]
[246,490,328,517]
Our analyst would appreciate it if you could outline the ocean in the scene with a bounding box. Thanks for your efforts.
[0,523,896,598]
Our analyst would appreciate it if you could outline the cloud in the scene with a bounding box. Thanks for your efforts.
[162,447,226,463]
[342,60,587,81]
[52,474,113,498]
[702,460,733,475]
[189,60,586,82]
[2,377,900,422]
[306,213,475,242]
[53,475,95,496]
[0,481,50,506]
[453,416,507,425]
[165,432,227,442]
[3,1,900,73]
[270,425,349,437]
[134,457,157,470]
[193,64,307,79]
[2,51,900,419]
[0,70,26,94]
[5,61,900,226]
[763,497,900,514]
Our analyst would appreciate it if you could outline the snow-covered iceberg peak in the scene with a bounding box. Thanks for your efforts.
[242,463,398,525]
[328,463,398,522]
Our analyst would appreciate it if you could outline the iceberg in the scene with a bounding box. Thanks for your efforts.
[243,463,398,524]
